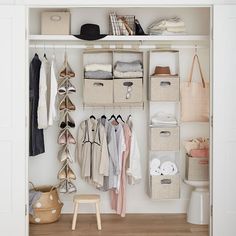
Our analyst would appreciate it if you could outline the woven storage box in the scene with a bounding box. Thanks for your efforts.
[186,154,209,181]
[150,76,179,101]
[41,12,70,35]
[150,174,180,200]
[29,185,63,224]
[150,126,180,151]
[114,78,143,103]
[84,79,113,105]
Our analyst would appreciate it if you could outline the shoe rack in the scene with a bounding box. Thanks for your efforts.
[57,53,77,194]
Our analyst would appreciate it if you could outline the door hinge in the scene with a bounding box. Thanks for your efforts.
[25,204,28,216]
[211,205,213,216]
[211,115,213,127]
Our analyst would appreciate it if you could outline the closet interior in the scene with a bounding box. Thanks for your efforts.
[28,5,211,231]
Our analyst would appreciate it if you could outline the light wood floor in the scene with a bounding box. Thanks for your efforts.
[30,214,209,236]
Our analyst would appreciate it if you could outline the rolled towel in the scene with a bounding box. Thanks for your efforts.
[115,60,143,72]
[85,64,112,72]
[160,161,178,175]
[85,71,113,79]
[150,167,161,176]
[114,70,143,78]
[150,158,161,169]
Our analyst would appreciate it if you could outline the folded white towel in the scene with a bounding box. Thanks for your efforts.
[85,64,112,72]
[150,167,161,176]
[151,112,177,126]
[160,161,178,175]
[114,70,143,78]
[148,17,185,30]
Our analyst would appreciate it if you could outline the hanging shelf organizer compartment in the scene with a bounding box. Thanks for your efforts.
[150,76,180,101]
[186,154,209,181]
[41,11,71,35]
[114,78,143,103]
[150,126,180,151]
[150,174,180,200]
[84,79,113,104]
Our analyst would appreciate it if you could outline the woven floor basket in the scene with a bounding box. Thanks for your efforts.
[29,184,63,224]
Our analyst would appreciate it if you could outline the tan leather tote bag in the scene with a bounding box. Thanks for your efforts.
[181,54,209,122]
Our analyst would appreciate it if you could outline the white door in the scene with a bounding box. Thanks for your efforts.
[213,5,236,236]
[0,6,26,236]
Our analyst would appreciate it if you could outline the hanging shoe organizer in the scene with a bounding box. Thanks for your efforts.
[57,53,77,194]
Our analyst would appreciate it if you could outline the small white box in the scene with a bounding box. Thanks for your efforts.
[41,12,71,35]
[150,174,180,200]
[150,126,180,151]
[150,76,179,101]
[84,79,113,105]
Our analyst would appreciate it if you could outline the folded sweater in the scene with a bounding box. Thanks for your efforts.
[85,70,113,79]
[114,70,143,78]
[115,60,143,72]
[85,64,112,72]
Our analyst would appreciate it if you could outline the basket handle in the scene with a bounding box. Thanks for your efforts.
[29,181,36,190]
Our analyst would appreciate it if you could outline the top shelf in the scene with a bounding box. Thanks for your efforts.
[29,35,210,42]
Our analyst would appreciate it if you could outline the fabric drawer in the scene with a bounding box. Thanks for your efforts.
[150,76,179,101]
[84,79,113,105]
[186,155,209,181]
[114,78,143,103]
[41,12,70,35]
[150,127,179,151]
[150,174,180,200]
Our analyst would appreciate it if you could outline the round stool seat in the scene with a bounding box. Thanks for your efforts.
[74,194,100,203]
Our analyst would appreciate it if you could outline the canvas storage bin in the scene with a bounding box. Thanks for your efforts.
[150,76,179,101]
[186,154,209,181]
[150,126,180,151]
[29,184,63,224]
[114,78,143,103]
[84,79,113,105]
[150,174,180,200]
[41,12,70,35]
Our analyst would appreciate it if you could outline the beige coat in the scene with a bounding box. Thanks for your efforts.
[77,118,109,187]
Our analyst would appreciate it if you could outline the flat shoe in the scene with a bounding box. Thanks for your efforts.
[67,181,77,193]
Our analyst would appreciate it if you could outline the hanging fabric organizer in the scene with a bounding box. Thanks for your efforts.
[57,53,77,194]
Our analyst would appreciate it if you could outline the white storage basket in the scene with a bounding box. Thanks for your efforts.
[114,78,143,103]
[150,126,180,151]
[150,76,179,101]
[83,79,113,105]
[150,174,180,200]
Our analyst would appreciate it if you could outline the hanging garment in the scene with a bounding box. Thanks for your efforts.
[77,118,109,187]
[48,54,58,126]
[126,118,142,185]
[98,117,119,191]
[29,54,45,156]
[111,124,131,217]
[37,55,49,129]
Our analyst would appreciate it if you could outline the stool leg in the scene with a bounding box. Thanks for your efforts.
[95,202,102,230]
[72,203,79,230]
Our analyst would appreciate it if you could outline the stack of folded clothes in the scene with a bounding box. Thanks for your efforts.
[84,64,113,79]
[148,17,186,35]
[151,112,178,126]
[114,60,143,78]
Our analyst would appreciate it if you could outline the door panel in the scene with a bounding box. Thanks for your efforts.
[0,6,26,236]
[213,5,236,236]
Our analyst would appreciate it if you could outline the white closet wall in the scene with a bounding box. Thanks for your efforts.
[28,7,211,214]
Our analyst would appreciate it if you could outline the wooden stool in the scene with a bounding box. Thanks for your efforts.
[72,194,102,231]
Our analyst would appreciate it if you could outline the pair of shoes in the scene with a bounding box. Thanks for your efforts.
[59,95,76,111]
[58,129,76,145]
[58,78,76,95]
[59,111,75,129]
[57,161,76,180]
[58,145,73,162]
[59,54,75,78]
[59,180,77,194]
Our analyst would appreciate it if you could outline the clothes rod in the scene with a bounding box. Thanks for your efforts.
[29,44,209,50]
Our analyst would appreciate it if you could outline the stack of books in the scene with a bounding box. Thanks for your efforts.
[109,12,135,36]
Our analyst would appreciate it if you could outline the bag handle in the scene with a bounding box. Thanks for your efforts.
[188,54,206,88]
